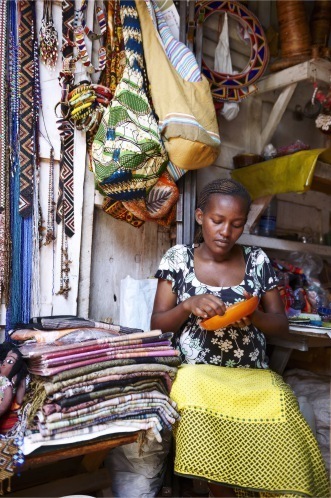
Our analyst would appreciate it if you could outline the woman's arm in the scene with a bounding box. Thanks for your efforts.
[151,279,226,333]
[249,288,290,340]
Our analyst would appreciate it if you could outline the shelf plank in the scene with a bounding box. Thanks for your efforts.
[257,59,331,95]
[238,233,331,257]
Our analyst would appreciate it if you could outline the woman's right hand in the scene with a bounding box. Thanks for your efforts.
[183,294,226,319]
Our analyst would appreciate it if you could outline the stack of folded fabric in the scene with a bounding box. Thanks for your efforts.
[10,317,180,455]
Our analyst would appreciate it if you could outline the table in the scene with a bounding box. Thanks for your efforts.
[268,326,331,374]
[6,432,139,497]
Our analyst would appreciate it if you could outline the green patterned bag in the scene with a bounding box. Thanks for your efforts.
[92,0,168,201]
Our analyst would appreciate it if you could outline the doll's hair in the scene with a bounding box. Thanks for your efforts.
[195,178,251,243]
[0,342,28,388]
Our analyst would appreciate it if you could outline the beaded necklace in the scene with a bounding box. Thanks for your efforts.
[0,0,8,306]
[39,0,58,71]
[31,24,42,317]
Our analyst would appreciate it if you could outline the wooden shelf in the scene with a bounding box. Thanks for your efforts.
[250,59,331,154]
[257,59,331,95]
[238,233,331,257]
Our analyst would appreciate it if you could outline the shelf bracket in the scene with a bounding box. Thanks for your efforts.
[259,83,297,154]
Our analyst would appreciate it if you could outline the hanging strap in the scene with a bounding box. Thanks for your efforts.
[19,1,35,218]
[56,0,75,238]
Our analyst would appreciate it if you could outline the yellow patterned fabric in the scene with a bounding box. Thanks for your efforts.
[170,365,329,497]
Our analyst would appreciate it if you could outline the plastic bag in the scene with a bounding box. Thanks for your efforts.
[214,13,240,121]
[120,276,158,331]
[104,429,172,498]
[287,252,323,280]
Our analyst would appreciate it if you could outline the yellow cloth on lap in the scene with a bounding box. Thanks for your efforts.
[170,365,329,497]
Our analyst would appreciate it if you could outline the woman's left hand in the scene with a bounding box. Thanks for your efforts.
[233,316,252,328]
[233,290,256,328]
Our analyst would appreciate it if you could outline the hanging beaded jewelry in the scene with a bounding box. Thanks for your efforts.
[39,0,58,71]
[56,209,71,298]
[74,0,107,74]
[80,0,106,40]
[45,147,55,245]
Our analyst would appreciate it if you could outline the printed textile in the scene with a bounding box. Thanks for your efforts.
[92,0,168,202]
[155,244,278,367]
[171,364,330,497]
[135,0,220,171]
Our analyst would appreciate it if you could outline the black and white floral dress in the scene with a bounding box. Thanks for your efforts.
[155,244,279,369]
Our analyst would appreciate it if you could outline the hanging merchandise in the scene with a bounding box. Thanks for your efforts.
[61,81,112,134]
[56,0,76,240]
[102,198,145,228]
[194,1,269,102]
[0,0,10,306]
[313,85,331,134]
[100,0,125,94]
[39,0,58,71]
[123,171,179,225]
[19,1,36,218]
[92,0,168,202]
[31,33,42,319]
[55,0,76,299]
[214,12,239,120]
[7,0,41,333]
[148,0,201,83]
[135,0,220,171]
[303,83,322,119]
[44,146,55,245]
[74,0,107,74]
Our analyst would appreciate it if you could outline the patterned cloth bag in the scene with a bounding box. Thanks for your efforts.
[92,0,168,201]
[136,0,221,171]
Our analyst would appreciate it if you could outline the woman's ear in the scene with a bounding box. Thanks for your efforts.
[195,208,203,225]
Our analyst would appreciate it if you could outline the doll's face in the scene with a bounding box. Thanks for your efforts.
[0,351,18,378]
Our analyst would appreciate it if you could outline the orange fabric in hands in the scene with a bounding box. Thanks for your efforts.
[200,296,259,330]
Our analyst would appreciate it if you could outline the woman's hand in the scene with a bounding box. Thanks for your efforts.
[183,294,226,319]
[232,291,255,328]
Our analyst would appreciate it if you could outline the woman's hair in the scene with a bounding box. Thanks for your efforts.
[195,178,251,243]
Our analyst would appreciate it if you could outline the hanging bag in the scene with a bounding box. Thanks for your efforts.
[136,0,220,171]
[91,0,168,201]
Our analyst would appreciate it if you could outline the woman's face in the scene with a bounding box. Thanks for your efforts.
[196,193,248,255]
[0,351,18,378]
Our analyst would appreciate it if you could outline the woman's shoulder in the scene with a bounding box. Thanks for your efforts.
[163,244,192,257]
[241,245,270,260]
[158,244,193,272]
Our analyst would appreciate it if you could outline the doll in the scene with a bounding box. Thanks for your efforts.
[0,343,28,434]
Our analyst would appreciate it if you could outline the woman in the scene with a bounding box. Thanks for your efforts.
[151,179,329,497]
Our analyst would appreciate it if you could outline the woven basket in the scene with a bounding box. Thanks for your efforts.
[276,1,311,58]
[270,1,311,72]
[310,0,331,47]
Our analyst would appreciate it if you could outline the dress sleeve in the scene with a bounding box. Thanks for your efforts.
[256,247,279,293]
[154,244,186,293]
